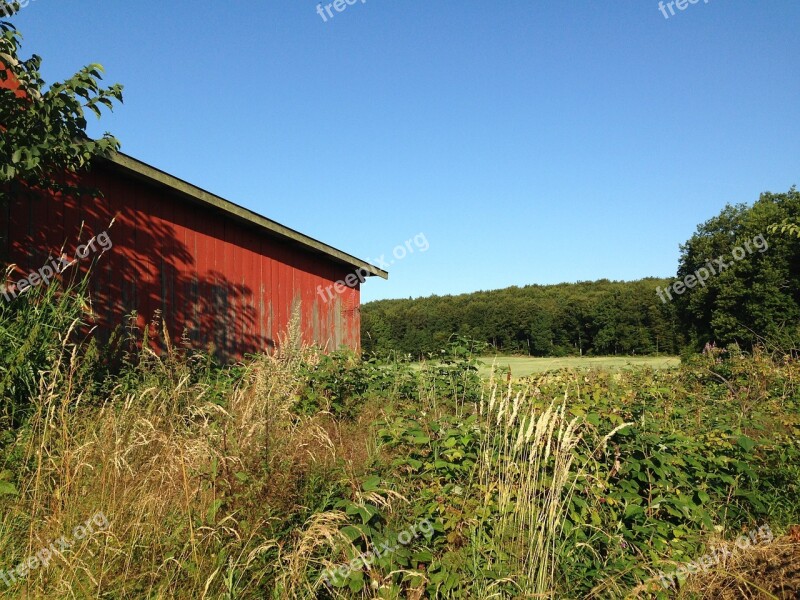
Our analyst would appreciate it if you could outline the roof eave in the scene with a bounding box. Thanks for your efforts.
[96,152,389,280]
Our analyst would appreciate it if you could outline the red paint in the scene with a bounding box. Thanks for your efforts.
[0,61,26,100]
[2,160,364,360]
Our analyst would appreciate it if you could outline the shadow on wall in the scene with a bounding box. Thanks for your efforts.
[2,163,362,361]
[2,175,273,362]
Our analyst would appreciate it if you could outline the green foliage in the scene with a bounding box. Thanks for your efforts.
[296,349,378,418]
[676,187,800,351]
[0,329,797,598]
[323,486,434,595]
[375,409,484,597]
[769,217,800,239]
[353,350,798,598]
[556,352,799,597]
[0,2,123,187]
[362,278,683,358]
[0,271,91,431]
[295,340,483,419]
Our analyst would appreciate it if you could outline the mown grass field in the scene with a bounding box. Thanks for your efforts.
[476,355,681,378]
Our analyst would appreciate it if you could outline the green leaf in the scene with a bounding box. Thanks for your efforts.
[412,550,433,563]
[407,429,430,444]
[361,475,381,492]
[341,525,364,543]
[348,570,364,592]
[0,481,17,496]
[356,504,378,524]
[736,435,756,452]
[206,499,223,524]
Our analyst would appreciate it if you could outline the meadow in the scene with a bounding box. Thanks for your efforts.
[0,298,798,598]
[476,356,681,378]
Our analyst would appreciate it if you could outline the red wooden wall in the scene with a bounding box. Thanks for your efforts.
[0,163,362,360]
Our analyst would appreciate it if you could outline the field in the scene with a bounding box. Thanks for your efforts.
[476,355,681,378]
[1,307,799,599]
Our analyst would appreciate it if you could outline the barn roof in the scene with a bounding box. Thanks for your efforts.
[100,152,389,280]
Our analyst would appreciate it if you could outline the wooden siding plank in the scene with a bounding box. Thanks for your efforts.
[6,164,370,359]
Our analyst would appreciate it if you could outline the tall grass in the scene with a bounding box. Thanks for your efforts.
[2,282,796,598]
[0,302,370,598]
[0,265,91,432]
[477,377,630,598]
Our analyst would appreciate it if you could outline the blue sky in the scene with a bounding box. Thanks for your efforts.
[12,0,800,302]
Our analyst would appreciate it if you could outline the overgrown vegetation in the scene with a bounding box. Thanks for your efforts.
[1,292,797,597]
[0,1,123,189]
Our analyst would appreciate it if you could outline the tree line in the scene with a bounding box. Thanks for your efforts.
[362,278,683,357]
[362,187,800,357]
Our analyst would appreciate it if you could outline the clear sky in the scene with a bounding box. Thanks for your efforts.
[11,0,800,302]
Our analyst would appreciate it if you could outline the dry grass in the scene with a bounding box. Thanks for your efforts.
[4,310,795,599]
[622,532,800,599]
[675,532,800,600]
[0,310,378,599]
[476,376,630,598]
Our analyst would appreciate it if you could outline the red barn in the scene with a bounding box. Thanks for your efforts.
[0,152,387,360]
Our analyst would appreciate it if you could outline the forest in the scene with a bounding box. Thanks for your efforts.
[362,188,800,358]
[362,278,681,357]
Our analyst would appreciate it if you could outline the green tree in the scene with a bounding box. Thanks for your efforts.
[361,278,681,358]
[528,308,553,356]
[675,188,800,350]
[769,218,800,239]
[0,1,123,189]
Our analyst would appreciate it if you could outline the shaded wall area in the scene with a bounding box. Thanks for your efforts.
[0,163,361,360]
